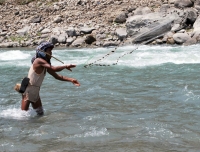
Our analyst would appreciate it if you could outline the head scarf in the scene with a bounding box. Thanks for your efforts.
[31,42,54,64]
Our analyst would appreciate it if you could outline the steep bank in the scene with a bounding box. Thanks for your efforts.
[0,0,200,48]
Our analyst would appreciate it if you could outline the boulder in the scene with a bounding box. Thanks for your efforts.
[0,42,18,48]
[71,37,85,47]
[173,32,191,44]
[115,28,127,40]
[58,33,67,44]
[174,0,193,8]
[29,16,41,23]
[114,12,127,23]
[53,16,62,23]
[134,7,152,15]
[66,37,75,46]
[16,26,30,36]
[184,8,198,25]
[103,41,119,47]
[41,28,51,34]
[126,10,184,43]
[184,37,197,45]
[193,15,200,32]
[80,27,95,34]
[49,35,58,45]
[132,20,173,43]
[66,27,77,37]
[85,35,96,44]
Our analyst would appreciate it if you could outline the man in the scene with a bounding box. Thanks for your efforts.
[16,42,80,115]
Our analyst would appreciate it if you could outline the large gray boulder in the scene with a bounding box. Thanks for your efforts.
[126,9,185,43]
[133,20,172,43]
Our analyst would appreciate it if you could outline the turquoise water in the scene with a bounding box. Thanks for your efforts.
[1,45,200,151]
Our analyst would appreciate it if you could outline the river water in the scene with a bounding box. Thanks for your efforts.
[1,45,200,152]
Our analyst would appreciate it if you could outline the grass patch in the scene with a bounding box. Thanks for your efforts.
[14,0,37,5]
[9,35,29,43]
[0,0,6,5]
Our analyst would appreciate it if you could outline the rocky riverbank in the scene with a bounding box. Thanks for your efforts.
[1,0,200,48]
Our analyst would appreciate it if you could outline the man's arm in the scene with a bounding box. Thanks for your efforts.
[34,58,80,86]
[47,68,80,86]
[36,58,76,72]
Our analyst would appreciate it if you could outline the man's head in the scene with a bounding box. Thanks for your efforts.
[36,42,54,59]
[31,42,54,64]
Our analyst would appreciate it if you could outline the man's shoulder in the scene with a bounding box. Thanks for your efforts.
[34,58,46,64]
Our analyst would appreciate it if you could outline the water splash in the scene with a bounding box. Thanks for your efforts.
[0,108,37,120]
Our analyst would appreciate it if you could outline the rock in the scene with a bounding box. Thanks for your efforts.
[80,27,95,34]
[177,29,186,33]
[14,11,19,15]
[1,0,200,48]
[0,32,7,36]
[132,20,173,43]
[49,35,58,45]
[174,0,193,8]
[66,37,75,46]
[53,16,62,23]
[115,28,127,40]
[173,32,191,44]
[156,39,163,44]
[160,4,170,13]
[184,8,198,25]
[167,37,175,44]
[0,37,5,43]
[58,33,67,44]
[52,27,61,35]
[66,27,77,37]
[134,7,152,15]
[85,35,96,44]
[41,34,49,38]
[16,26,30,36]
[41,28,51,34]
[0,42,18,48]
[171,24,182,32]
[193,15,200,28]
[71,37,85,47]
[184,37,197,45]
[96,33,107,40]
[29,16,41,23]
[114,12,127,23]
[103,41,119,47]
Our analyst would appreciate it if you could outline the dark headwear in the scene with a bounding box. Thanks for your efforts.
[31,42,54,64]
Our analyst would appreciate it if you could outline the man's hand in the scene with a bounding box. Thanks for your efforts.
[71,79,80,86]
[66,64,76,72]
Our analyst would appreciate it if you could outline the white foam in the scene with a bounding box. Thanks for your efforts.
[87,44,200,67]
[0,50,31,61]
[0,108,37,120]
[1,45,200,67]
[69,127,109,139]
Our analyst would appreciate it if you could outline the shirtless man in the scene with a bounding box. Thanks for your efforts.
[16,42,80,115]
